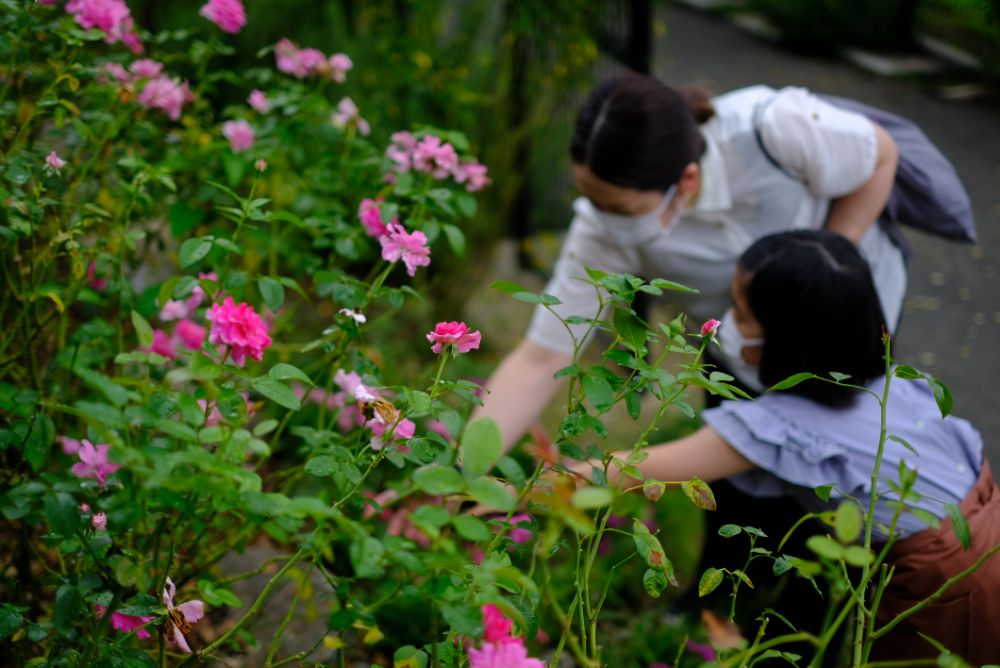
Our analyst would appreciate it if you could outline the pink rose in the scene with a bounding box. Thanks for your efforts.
[144,329,176,359]
[175,320,206,350]
[331,97,370,136]
[199,0,246,33]
[426,321,481,355]
[69,439,119,487]
[221,119,254,153]
[700,318,721,337]
[379,223,431,277]
[137,75,193,121]
[205,297,272,367]
[247,89,269,113]
[65,0,142,52]
[91,512,107,531]
[44,151,66,174]
[358,197,389,238]
[95,605,155,639]
[163,577,205,653]
[129,58,162,79]
[327,53,352,83]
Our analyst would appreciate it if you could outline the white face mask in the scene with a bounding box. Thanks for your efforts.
[591,184,681,246]
[717,308,766,391]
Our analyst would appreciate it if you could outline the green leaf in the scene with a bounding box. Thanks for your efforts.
[349,536,385,579]
[460,418,503,480]
[251,377,300,410]
[772,556,794,576]
[814,484,835,502]
[304,456,339,477]
[54,584,81,638]
[413,464,465,496]
[681,477,717,511]
[945,503,971,550]
[489,280,528,295]
[452,515,490,542]
[649,278,698,293]
[441,603,482,638]
[888,434,917,455]
[512,291,561,306]
[268,210,305,227]
[253,419,279,436]
[718,524,742,538]
[571,486,614,510]
[268,363,313,386]
[698,567,724,597]
[179,237,212,268]
[834,501,863,543]
[554,363,582,380]
[130,310,153,348]
[612,307,648,355]
[643,568,669,598]
[769,372,817,391]
[829,371,851,382]
[910,507,941,529]
[45,492,81,537]
[257,276,284,312]
[467,477,515,511]
[582,374,615,414]
[894,365,921,379]
[394,645,429,668]
[177,393,205,428]
[843,545,874,567]
[732,569,754,589]
[806,535,844,560]
[632,519,678,586]
[0,603,27,641]
[442,223,466,258]
[927,377,953,418]
[156,419,198,442]
[75,368,129,407]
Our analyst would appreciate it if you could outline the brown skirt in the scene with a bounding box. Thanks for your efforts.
[871,460,1000,665]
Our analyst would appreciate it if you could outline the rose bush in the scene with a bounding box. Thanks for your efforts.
[4,2,933,668]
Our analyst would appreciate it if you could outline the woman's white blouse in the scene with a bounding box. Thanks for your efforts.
[525,85,907,367]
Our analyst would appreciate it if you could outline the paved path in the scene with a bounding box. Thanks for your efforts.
[653,5,1000,468]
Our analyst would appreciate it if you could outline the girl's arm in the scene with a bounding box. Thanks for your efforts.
[571,425,756,486]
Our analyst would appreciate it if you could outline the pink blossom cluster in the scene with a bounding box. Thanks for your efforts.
[379,223,431,277]
[103,59,194,121]
[65,0,143,53]
[144,274,214,358]
[386,132,491,192]
[331,97,370,136]
[221,119,255,153]
[199,0,246,34]
[426,321,481,355]
[59,437,119,487]
[274,38,352,81]
[136,73,194,121]
[206,297,272,367]
[304,370,416,450]
[467,605,544,668]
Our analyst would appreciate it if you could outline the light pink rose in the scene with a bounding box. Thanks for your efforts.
[129,58,162,79]
[331,97,370,136]
[247,89,269,113]
[163,577,205,653]
[69,439,119,487]
[44,151,66,174]
[379,223,431,277]
[221,119,254,153]
[358,197,389,238]
[327,53,352,83]
[137,75,193,121]
[91,512,107,531]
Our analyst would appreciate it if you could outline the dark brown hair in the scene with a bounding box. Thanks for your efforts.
[570,73,712,191]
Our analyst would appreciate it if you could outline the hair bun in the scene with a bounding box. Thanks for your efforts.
[678,86,715,124]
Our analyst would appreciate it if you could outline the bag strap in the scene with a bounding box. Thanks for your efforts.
[751,95,799,180]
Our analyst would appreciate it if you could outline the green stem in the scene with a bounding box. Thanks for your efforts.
[176,547,307,667]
